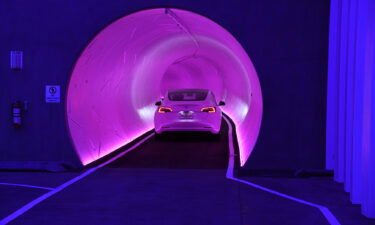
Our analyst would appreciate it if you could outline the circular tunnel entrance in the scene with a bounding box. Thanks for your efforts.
[67,8,262,166]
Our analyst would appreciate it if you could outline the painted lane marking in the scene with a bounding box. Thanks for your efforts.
[0,132,154,225]
[0,182,54,191]
[223,116,341,225]
[1,119,341,225]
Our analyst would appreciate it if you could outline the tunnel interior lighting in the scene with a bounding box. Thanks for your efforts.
[66,8,262,166]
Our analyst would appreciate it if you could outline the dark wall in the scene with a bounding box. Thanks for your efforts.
[0,0,329,170]
[244,1,330,170]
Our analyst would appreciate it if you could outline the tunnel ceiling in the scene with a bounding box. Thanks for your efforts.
[67,8,262,166]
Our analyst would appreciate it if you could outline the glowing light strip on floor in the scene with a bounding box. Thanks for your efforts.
[0,132,155,225]
[223,116,342,225]
[0,182,54,191]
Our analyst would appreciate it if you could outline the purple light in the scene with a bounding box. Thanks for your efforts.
[66,8,263,166]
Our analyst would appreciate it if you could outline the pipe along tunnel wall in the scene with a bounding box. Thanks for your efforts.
[67,8,262,166]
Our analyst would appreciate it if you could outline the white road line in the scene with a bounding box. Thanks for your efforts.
[0,132,154,225]
[1,119,341,225]
[0,182,54,191]
[223,116,341,225]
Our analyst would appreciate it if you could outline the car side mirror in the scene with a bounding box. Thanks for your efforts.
[155,101,162,106]
[218,101,225,106]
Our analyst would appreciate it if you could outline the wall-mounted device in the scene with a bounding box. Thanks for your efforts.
[10,51,23,70]
[12,101,23,128]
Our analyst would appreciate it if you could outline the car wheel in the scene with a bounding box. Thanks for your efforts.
[154,132,163,141]
[211,132,221,141]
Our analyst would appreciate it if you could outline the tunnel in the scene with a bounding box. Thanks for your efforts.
[66,8,263,167]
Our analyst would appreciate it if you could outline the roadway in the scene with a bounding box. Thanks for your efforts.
[0,118,366,225]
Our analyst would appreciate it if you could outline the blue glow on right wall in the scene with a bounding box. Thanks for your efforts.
[326,0,375,218]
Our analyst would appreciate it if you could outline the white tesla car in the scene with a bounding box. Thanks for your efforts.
[154,89,225,135]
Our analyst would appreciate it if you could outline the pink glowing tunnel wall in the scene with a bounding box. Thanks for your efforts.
[67,8,262,166]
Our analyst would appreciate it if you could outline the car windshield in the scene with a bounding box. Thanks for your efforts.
[168,89,208,101]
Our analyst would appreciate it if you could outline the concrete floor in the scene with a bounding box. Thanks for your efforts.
[1,169,331,225]
[240,177,375,225]
[0,122,374,224]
